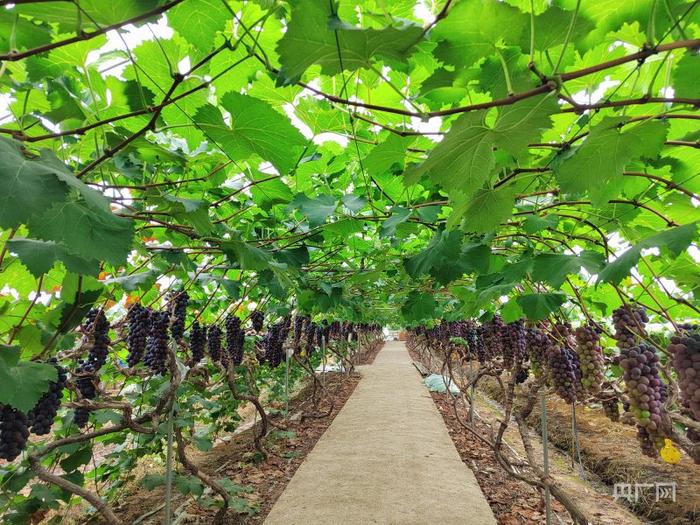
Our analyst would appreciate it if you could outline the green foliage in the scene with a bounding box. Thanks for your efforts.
[0,2,698,518]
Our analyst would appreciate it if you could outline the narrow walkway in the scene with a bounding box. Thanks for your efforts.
[264,341,496,524]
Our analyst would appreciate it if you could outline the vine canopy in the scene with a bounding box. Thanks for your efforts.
[0,0,699,399]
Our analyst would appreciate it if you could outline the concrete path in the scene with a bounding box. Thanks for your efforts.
[264,341,496,525]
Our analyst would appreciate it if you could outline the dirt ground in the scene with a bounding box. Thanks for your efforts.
[407,344,654,525]
[97,343,385,525]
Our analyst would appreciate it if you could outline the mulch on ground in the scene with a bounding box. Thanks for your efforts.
[431,392,565,525]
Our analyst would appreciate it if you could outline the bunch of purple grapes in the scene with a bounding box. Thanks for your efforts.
[306,322,318,355]
[574,323,605,393]
[600,395,620,422]
[250,311,264,332]
[263,319,288,368]
[526,327,549,378]
[73,361,97,428]
[83,309,110,370]
[292,315,306,352]
[226,315,245,366]
[207,325,223,363]
[619,343,667,457]
[0,404,30,461]
[483,316,505,362]
[474,325,488,363]
[503,320,526,370]
[547,342,579,404]
[27,359,67,435]
[126,304,151,367]
[188,320,206,366]
[668,326,700,421]
[144,311,170,375]
[612,304,648,350]
[169,291,189,341]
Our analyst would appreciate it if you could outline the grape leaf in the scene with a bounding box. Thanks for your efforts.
[7,239,99,277]
[0,138,70,229]
[432,0,527,66]
[221,239,271,271]
[406,95,556,194]
[450,186,518,233]
[290,194,337,226]
[404,230,466,285]
[516,293,566,320]
[28,198,134,267]
[401,291,437,324]
[555,118,668,205]
[0,346,57,413]
[276,0,422,85]
[195,94,307,174]
[168,0,230,50]
[597,222,698,285]
[531,251,605,288]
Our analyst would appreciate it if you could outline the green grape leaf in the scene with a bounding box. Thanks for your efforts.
[450,185,518,233]
[406,95,556,193]
[222,239,271,271]
[516,293,566,320]
[555,118,668,205]
[276,0,422,84]
[290,194,337,226]
[597,222,698,285]
[0,346,57,413]
[27,198,134,267]
[169,0,230,50]
[195,94,307,174]
[401,291,437,323]
[673,53,700,98]
[531,251,605,288]
[380,206,412,237]
[432,0,527,66]
[0,138,70,229]
[404,230,466,285]
[7,238,99,277]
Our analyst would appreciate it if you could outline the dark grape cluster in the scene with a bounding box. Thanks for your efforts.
[471,325,486,363]
[126,304,151,367]
[526,327,549,378]
[250,310,264,332]
[188,320,206,366]
[574,323,605,393]
[207,325,223,363]
[226,315,245,366]
[292,315,306,352]
[83,309,110,370]
[263,318,290,368]
[73,361,97,428]
[27,360,67,436]
[612,304,648,349]
[600,395,620,422]
[305,322,318,355]
[503,320,526,370]
[619,343,667,456]
[144,311,170,375]
[169,291,189,341]
[0,404,30,461]
[515,367,530,384]
[566,345,583,396]
[547,342,579,404]
[668,327,700,420]
[483,316,504,362]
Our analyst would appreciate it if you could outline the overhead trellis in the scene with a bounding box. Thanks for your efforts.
[0,0,698,406]
[0,0,697,336]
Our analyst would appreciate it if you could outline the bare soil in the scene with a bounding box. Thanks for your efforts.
[104,372,362,525]
[408,344,650,525]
